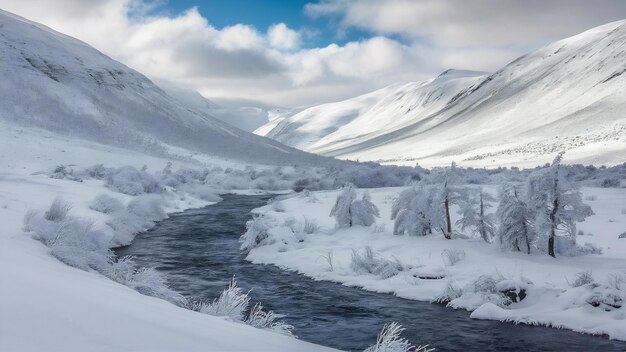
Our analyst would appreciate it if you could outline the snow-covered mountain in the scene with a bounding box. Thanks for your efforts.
[156,81,272,132]
[0,10,329,166]
[257,21,626,167]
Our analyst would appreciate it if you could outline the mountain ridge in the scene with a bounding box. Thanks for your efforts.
[256,20,626,167]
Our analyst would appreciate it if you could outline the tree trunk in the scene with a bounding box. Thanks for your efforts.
[444,188,452,239]
[548,168,559,258]
[479,193,488,242]
[548,197,558,257]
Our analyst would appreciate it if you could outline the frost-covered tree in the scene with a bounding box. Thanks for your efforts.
[496,183,535,254]
[457,188,496,243]
[525,153,593,257]
[391,184,433,236]
[351,191,380,227]
[330,183,357,228]
[430,163,462,239]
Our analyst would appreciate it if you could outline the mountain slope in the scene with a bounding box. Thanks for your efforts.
[0,10,329,166]
[257,21,626,167]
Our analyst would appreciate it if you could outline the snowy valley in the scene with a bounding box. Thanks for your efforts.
[0,4,625,352]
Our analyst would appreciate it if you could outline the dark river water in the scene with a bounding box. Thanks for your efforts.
[116,194,626,352]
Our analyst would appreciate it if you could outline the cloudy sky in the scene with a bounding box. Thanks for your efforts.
[1,0,625,108]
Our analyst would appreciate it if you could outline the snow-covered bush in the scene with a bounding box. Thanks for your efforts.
[447,275,511,310]
[103,256,186,306]
[240,214,306,252]
[198,278,251,321]
[89,194,124,214]
[44,198,72,222]
[441,249,466,266]
[364,322,431,352]
[391,185,433,236]
[351,191,380,227]
[85,163,107,179]
[131,267,186,306]
[127,194,167,224]
[106,166,163,195]
[585,286,623,310]
[50,164,83,182]
[350,247,404,279]
[433,281,463,304]
[303,217,319,234]
[608,273,625,291]
[245,303,295,337]
[571,270,594,287]
[330,183,357,228]
[46,217,110,271]
[240,215,277,252]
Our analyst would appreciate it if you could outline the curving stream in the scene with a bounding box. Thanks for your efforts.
[116,194,626,352]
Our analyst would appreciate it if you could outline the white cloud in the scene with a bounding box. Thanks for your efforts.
[267,23,300,50]
[305,0,626,46]
[0,0,623,108]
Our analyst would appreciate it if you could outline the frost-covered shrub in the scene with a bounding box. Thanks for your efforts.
[22,210,39,232]
[600,177,620,188]
[303,217,319,234]
[106,166,162,195]
[350,247,404,279]
[433,281,463,304]
[351,191,380,227]
[608,273,625,291]
[241,216,275,252]
[85,164,107,179]
[44,198,72,222]
[49,218,110,271]
[245,303,295,337]
[199,278,250,321]
[447,275,510,310]
[89,194,124,214]
[571,270,595,287]
[585,286,623,310]
[364,322,431,352]
[441,249,466,266]
[330,183,357,228]
[127,194,167,224]
[131,267,186,306]
[50,164,83,182]
[103,256,186,306]
[391,184,434,237]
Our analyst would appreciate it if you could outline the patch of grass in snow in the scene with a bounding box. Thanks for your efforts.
[364,322,432,352]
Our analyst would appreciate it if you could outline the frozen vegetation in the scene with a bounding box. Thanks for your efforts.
[1,6,625,352]
[242,156,626,341]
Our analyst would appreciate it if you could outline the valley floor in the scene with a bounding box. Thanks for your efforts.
[0,124,336,352]
[245,186,626,341]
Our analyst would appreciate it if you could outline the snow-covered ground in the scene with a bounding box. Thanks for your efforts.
[0,123,337,352]
[244,186,626,340]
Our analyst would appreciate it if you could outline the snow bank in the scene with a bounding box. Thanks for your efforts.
[244,186,626,341]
